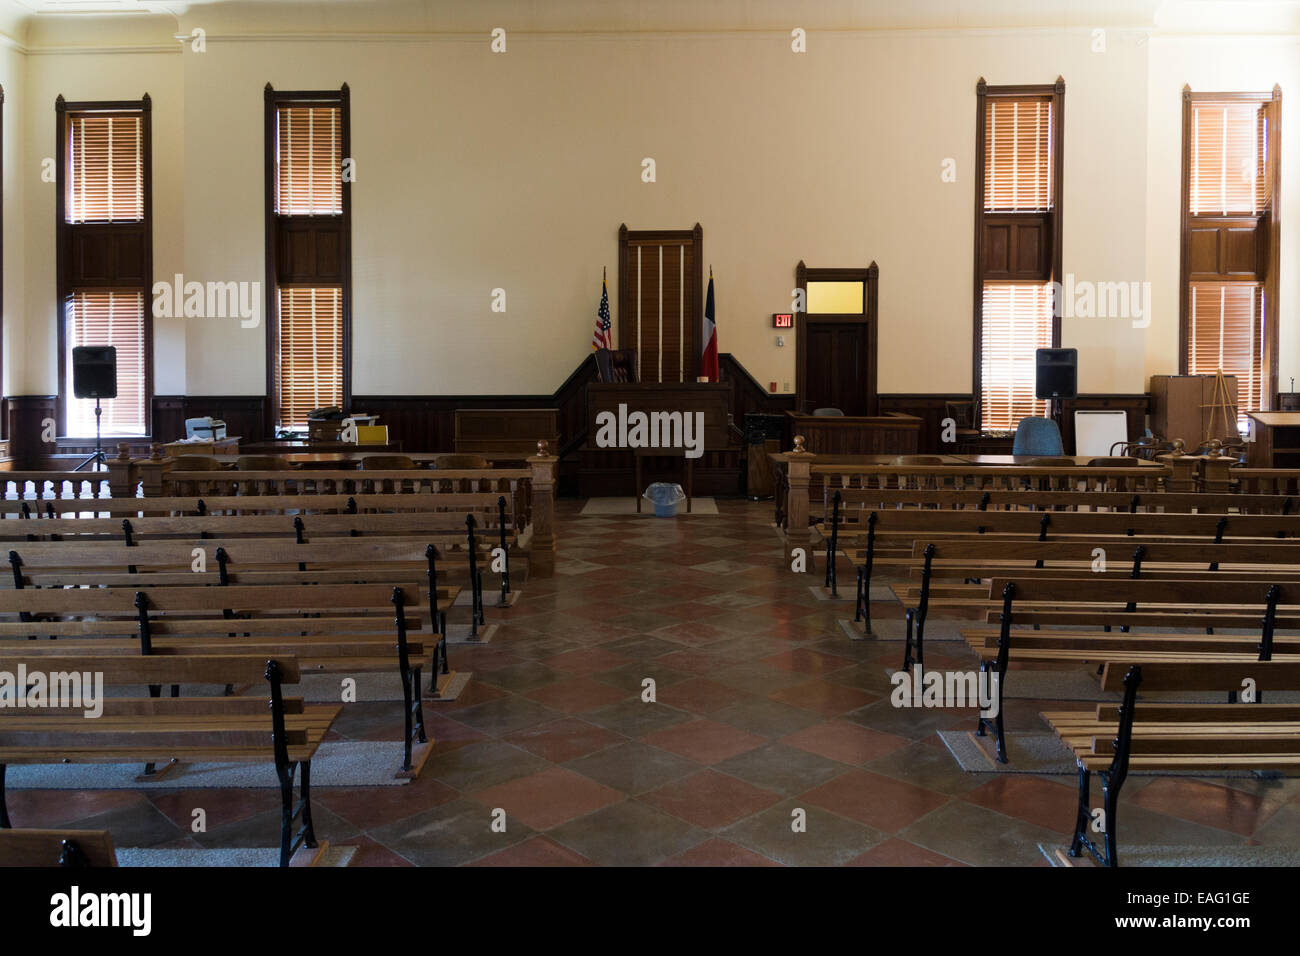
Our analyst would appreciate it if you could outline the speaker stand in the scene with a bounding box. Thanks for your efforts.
[73,400,107,472]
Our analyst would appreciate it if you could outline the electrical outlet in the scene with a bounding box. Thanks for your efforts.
[783,381,790,392]
[775,335,785,347]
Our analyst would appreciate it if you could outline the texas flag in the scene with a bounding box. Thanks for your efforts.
[701,267,719,382]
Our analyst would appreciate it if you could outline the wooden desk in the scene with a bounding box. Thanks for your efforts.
[1247,413,1300,468]
[588,382,732,453]
[786,413,920,455]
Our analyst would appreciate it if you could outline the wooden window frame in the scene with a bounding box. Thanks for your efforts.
[264,84,352,436]
[972,78,1064,433]
[793,260,880,416]
[54,93,153,438]
[1178,86,1281,410]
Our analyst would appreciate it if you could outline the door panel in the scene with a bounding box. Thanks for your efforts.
[805,321,869,415]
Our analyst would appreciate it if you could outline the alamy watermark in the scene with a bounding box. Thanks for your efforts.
[0,665,104,718]
[152,274,260,328]
[890,665,999,718]
[1050,274,1153,328]
[594,403,705,459]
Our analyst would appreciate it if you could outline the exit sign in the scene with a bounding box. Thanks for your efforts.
[772,313,793,328]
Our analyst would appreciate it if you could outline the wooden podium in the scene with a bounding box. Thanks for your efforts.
[785,412,921,455]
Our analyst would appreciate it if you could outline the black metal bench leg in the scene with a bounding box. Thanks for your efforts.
[1068,765,1091,857]
[1102,773,1121,867]
[299,760,318,850]
[276,761,296,868]
[902,609,915,672]
[0,763,10,828]
[854,567,863,623]
[412,666,429,741]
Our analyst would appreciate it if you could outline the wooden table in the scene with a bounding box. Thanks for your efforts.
[633,449,694,514]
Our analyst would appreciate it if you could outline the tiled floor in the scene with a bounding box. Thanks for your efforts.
[14,499,1300,865]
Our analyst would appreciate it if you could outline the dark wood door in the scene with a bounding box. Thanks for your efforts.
[804,321,870,415]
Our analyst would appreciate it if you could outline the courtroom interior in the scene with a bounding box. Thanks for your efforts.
[0,0,1296,876]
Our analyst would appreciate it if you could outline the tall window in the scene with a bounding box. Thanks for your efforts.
[1180,88,1280,427]
[56,97,152,436]
[973,80,1064,433]
[265,86,351,433]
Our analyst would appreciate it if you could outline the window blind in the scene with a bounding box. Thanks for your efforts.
[277,287,342,429]
[66,113,144,223]
[275,105,342,216]
[1188,282,1265,423]
[983,96,1053,212]
[980,283,1053,432]
[1189,100,1268,215]
[65,291,147,436]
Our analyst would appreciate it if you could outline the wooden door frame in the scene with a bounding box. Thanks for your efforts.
[794,260,879,416]
[616,223,704,382]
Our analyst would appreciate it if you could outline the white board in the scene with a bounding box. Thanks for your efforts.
[1073,410,1129,457]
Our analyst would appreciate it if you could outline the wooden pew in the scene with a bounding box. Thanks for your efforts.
[0,829,118,867]
[0,653,339,867]
[893,537,1300,665]
[967,577,1298,763]
[0,499,517,623]
[820,486,1300,516]
[827,503,1300,633]
[1042,660,1300,866]
[0,583,441,777]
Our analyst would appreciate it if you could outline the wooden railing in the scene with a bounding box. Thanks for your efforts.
[0,471,111,502]
[772,438,1300,552]
[1232,469,1300,497]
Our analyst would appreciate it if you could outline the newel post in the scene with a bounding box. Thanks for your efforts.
[136,443,172,498]
[527,439,558,577]
[1157,440,1198,493]
[785,435,816,571]
[1197,441,1236,494]
[106,443,137,498]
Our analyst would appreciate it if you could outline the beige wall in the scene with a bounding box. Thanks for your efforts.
[1,2,1294,408]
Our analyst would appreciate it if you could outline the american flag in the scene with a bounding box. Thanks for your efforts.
[592,276,613,351]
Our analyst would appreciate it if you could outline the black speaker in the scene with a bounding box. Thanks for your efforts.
[1035,348,1077,400]
[72,346,118,400]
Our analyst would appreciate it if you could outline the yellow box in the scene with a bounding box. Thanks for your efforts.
[356,425,389,445]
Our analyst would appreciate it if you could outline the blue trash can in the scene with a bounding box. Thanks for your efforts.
[644,482,686,518]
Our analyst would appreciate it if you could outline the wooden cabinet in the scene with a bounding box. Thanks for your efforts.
[1149,374,1239,446]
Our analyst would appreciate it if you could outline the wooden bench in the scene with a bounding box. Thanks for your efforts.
[0,829,117,867]
[0,652,339,867]
[824,503,1300,633]
[3,536,462,643]
[893,536,1300,663]
[0,583,441,777]
[819,486,1300,516]
[1042,660,1300,866]
[1,497,517,623]
[967,576,1299,763]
